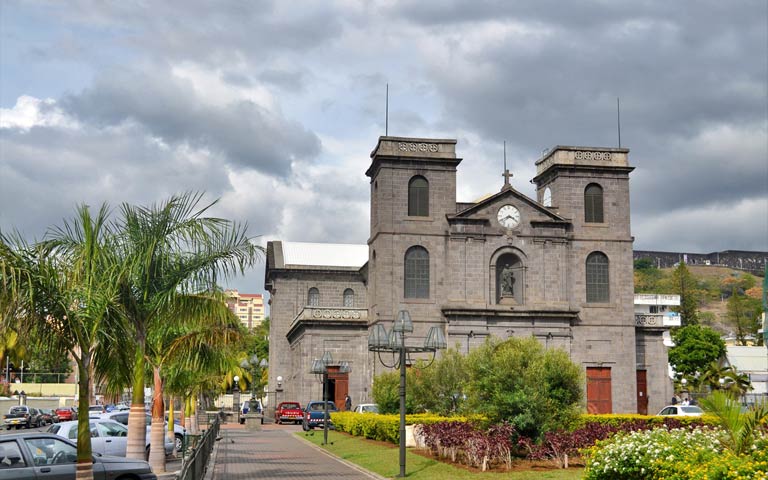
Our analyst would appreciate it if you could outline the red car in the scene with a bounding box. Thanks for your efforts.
[54,407,77,421]
[275,402,303,425]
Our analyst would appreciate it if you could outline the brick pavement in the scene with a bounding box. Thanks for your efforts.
[210,423,384,480]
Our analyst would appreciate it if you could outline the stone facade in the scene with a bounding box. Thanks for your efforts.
[265,136,673,414]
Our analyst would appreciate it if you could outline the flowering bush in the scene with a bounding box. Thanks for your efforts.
[583,427,768,480]
[519,415,712,465]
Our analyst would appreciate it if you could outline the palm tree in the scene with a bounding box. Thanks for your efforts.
[112,192,260,461]
[144,292,247,472]
[0,204,124,480]
[700,390,768,455]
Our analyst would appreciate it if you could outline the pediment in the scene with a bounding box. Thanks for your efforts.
[449,187,568,225]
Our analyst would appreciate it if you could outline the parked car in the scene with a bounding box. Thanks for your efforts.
[352,403,379,414]
[302,401,337,431]
[48,419,173,458]
[3,406,44,430]
[98,412,186,453]
[239,400,264,425]
[657,405,704,417]
[54,407,77,421]
[89,405,107,414]
[0,432,157,479]
[275,402,303,425]
[37,408,60,425]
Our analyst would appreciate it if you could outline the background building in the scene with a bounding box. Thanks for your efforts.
[225,290,266,329]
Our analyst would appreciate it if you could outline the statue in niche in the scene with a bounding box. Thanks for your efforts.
[500,264,515,296]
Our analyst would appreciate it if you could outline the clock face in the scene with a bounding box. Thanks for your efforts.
[497,205,521,229]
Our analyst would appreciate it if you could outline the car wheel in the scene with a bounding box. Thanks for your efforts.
[175,434,183,452]
[145,446,150,461]
[302,421,309,432]
[5,426,10,430]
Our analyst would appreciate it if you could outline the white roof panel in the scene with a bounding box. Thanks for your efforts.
[727,346,768,372]
[282,242,368,268]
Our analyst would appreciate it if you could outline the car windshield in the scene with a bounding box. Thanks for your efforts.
[681,406,703,413]
[362,405,379,413]
[283,403,300,409]
[9,407,26,415]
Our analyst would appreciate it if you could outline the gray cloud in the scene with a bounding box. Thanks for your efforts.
[60,67,321,176]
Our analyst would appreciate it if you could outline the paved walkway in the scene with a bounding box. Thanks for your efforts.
[210,423,384,480]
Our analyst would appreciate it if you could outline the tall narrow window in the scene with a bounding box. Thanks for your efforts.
[408,176,429,216]
[343,288,354,307]
[584,184,604,223]
[586,252,609,303]
[308,287,320,306]
[404,246,429,298]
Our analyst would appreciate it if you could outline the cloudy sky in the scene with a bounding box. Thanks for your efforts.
[1,0,767,297]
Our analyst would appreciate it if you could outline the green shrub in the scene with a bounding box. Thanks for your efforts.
[464,336,583,440]
[331,412,469,444]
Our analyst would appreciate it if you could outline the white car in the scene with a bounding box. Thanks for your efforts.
[97,411,186,452]
[47,419,173,458]
[352,403,379,414]
[657,405,704,417]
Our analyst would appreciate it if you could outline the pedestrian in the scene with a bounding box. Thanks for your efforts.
[682,397,690,406]
[344,394,352,411]
[671,394,679,405]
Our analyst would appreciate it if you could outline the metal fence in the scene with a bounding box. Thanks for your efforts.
[179,415,220,480]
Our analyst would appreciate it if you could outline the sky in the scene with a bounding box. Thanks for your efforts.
[1,0,767,302]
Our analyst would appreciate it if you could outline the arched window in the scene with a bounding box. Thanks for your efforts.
[343,288,354,307]
[408,176,429,217]
[404,246,429,298]
[584,184,604,223]
[586,252,609,303]
[542,187,552,207]
[308,287,320,306]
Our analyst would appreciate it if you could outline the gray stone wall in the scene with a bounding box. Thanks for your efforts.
[267,270,367,406]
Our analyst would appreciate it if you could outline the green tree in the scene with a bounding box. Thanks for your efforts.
[409,348,469,415]
[670,263,701,325]
[113,192,260,461]
[372,370,401,414]
[464,336,583,440]
[1,205,123,480]
[668,325,726,377]
[725,291,762,345]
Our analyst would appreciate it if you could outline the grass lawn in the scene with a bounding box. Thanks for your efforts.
[297,430,583,480]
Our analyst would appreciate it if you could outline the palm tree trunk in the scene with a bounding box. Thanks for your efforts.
[167,394,177,456]
[126,343,147,460]
[75,357,94,480]
[149,366,167,473]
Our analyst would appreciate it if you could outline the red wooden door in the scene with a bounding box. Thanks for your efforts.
[327,367,349,410]
[636,370,648,415]
[586,367,612,414]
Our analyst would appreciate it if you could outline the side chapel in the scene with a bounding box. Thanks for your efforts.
[265,136,671,415]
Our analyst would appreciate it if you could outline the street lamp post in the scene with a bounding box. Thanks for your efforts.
[368,310,446,478]
[233,376,240,424]
[310,352,350,445]
[240,355,269,412]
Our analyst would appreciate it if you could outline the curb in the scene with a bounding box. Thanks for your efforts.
[294,432,389,480]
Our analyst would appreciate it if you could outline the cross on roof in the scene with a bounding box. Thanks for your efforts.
[502,169,513,187]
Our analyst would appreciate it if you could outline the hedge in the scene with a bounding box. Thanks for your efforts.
[330,412,473,444]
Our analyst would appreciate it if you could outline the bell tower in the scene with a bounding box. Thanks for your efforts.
[365,136,462,327]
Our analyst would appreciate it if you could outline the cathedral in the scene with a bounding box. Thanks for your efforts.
[265,136,671,415]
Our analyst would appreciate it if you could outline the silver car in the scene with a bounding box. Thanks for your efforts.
[0,432,156,479]
[48,419,173,458]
